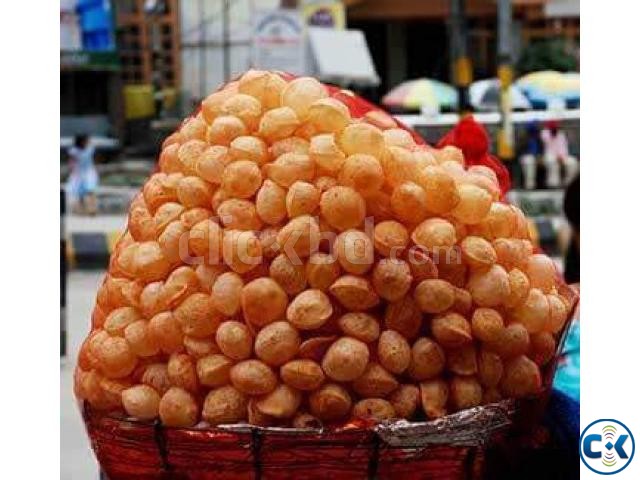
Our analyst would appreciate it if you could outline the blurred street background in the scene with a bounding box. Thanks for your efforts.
[60,1,579,478]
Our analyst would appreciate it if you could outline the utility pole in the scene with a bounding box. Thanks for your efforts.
[497,0,514,160]
[449,0,472,113]
[223,0,231,82]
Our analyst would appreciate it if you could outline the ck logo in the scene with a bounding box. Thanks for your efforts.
[580,419,635,475]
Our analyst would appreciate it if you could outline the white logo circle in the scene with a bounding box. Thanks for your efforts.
[580,419,635,475]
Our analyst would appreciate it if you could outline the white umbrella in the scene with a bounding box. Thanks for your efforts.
[469,78,531,111]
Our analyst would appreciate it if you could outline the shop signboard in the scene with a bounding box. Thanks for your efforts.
[252,9,306,75]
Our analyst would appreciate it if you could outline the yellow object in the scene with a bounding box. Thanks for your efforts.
[497,129,514,160]
[124,84,155,120]
[497,64,514,89]
[454,57,473,87]
[303,1,346,29]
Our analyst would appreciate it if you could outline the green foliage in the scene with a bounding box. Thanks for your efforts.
[517,38,578,74]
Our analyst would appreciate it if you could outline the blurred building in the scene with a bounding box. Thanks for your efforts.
[346,0,579,99]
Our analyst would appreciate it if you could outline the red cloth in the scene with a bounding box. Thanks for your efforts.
[437,116,511,195]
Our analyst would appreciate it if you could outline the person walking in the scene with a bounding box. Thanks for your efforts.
[66,134,99,215]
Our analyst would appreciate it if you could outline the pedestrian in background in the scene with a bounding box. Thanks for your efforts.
[66,134,99,215]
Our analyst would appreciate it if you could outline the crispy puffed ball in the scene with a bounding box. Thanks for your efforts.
[384,296,422,340]
[255,179,287,225]
[407,337,445,380]
[461,236,497,271]
[95,335,138,379]
[447,345,478,375]
[167,353,199,392]
[451,287,472,315]
[158,220,188,265]
[208,115,247,146]
[414,279,455,314]
[417,166,460,215]
[202,385,248,425]
[306,253,341,291]
[281,77,328,119]
[141,363,172,395]
[381,146,419,187]
[152,202,186,237]
[196,354,233,388]
[148,312,184,354]
[376,330,410,375]
[177,140,207,175]
[216,321,253,360]
[280,359,325,391]
[181,206,213,229]
[259,226,281,260]
[493,238,532,271]
[196,146,230,185]
[241,277,288,327]
[504,268,531,308]
[176,176,214,209]
[194,264,225,291]
[184,336,219,359]
[287,289,333,330]
[525,254,557,293]
[477,349,504,388]
[406,247,439,283]
[211,272,244,317]
[529,331,556,366]
[247,398,278,427]
[353,362,399,397]
[334,230,374,275]
[320,186,366,231]
[286,181,321,217]
[217,198,261,231]
[411,218,457,252]
[322,337,369,382]
[511,288,549,333]
[201,82,239,122]
[471,308,505,342]
[159,387,199,427]
[229,135,269,165]
[277,215,320,260]
[372,258,413,302]
[338,122,384,158]
[256,384,302,419]
[188,219,223,262]
[267,153,315,188]
[309,383,352,421]
[134,242,173,283]
[258,107,300,142]
[230,359,278,395]
[143,173,180,213]
[329,275,380,311]
[451,183,492,224]
[488,323,530,359]
[353,399,396,421]
[125,320,160,358]
[309,134,346,174]
[431,313,472,348]
[390,182,429,224]
[104,306,140,337]
[389,384,420,419]
[338,313,380,343]
[373,221,409,257]
[450,376,483,410]
[382,128,415,148]
[546,293,569,334]
[433,145,464,164]
[238,70,286,109]
[269,136,310,158]
[472,203,517,240]
[221,160,262,199]
[338,154,384,196]
[221,94,262,131]
[174,292,221,338]
[500,355,542,398]
[467,264,510,307]
[254,321,301,366]
[308,97,350,133]
[420,379,448,419]
[159,142,181,173]
[100,276,143,311]
[122,385,161,420]
[269,253,308,295]
[222,229,263,274]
